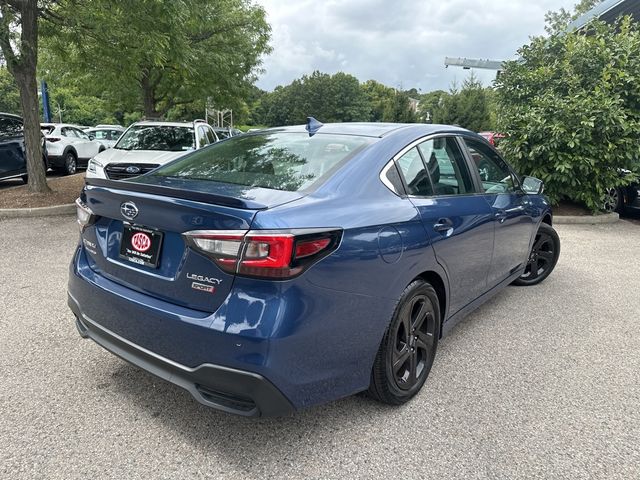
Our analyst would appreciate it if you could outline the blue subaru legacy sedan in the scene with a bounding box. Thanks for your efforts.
[68,120,560,417]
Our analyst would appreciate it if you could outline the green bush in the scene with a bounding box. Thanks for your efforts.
[496,18,640,212]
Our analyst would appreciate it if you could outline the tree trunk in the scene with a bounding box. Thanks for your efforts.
[15,69,48,193]
[0,0,50,194]
[141,69,160,120]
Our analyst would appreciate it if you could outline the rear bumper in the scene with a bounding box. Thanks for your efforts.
[68,292,294,417]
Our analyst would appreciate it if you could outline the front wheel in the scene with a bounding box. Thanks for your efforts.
[512,223,560,286]
[368,279,440,405]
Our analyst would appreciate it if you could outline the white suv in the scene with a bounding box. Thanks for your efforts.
[41,123,106,175]
[86,120,219,180]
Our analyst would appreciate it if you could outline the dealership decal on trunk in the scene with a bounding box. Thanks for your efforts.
[131,232,152,252]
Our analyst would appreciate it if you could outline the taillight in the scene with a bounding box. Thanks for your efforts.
[47,137,61,142]
[75,198,96,232]
[183,229,342,279]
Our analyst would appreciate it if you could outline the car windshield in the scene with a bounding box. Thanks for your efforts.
[148,132,374,192]
[115,125,195,151]
[41,125,55,135]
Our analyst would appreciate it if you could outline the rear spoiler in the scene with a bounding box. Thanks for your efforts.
[84,178,268,210]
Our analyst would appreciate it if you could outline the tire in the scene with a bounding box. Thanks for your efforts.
[512,223,560,286]
[368,279,440,405]
[64,151,77,176]
[603,188,623,213]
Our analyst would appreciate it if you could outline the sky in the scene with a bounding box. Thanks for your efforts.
[254,0,578,93]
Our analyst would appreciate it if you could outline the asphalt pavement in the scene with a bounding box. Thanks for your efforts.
[0,215,638,479]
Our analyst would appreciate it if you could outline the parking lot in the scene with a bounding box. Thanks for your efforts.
[1,215,639,479]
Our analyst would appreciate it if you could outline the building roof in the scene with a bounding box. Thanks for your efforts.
[570,0,640,30]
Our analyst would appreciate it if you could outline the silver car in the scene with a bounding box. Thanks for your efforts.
[84,127,126,150]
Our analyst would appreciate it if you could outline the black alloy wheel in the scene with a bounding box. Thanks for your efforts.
[368,280,440,405]
[513,223,560,286]
[64,152,77,175]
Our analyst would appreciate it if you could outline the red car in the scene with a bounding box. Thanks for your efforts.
[478,131,505,148]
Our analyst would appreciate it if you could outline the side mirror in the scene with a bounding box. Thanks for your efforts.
[521,176,544,195]
[88,134,95,141]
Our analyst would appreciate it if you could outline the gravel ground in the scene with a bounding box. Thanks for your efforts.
[0,173,84,209]
[0,216,638,479]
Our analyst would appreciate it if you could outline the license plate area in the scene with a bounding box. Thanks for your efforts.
[119,224,163,268]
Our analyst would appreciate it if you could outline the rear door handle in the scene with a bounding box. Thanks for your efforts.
[433,218,453,232]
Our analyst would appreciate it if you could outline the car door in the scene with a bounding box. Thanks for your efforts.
[462,137,536,287]
[0,116,26,178]
[73,128,98,159]
[396,136,495,316]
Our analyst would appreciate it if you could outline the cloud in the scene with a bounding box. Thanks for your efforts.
[255,0,577,92]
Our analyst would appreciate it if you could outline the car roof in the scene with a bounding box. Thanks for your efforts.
[0,112,22,120]
[260,122,470,139]
[85,126,124,131]
[131,121,202,128]
[41,123,83,128]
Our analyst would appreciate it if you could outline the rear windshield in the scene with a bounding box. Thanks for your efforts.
[149,132,374,192]
[40,125,55,135]
[115,125,195,151]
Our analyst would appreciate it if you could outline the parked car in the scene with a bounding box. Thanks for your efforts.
[478,131,505,148]
[69,120,559,417]
[603,167,640,213]
[86,120,218,180]
[41,123,105,175]
[1,113,48,184]
[84,126,125,149]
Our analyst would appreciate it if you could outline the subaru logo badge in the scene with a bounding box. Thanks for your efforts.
[125,166,141,174]
[120,201,139,220]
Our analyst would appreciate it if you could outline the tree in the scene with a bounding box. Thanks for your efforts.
[545,0,603,34]
[361,80,394,122]
[433,73,493,131]
[258,71,371,126]
[417,89,447,123]
[41,0,271,119]
[383,89,416,123]
[496,17,640,212]
[0,0,49,193]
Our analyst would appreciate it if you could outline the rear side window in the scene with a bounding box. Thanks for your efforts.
[206,129,217,144]
[0,116,23,139]
[151,132,374,192]
[62,127,77,138]
[197,126,210,147]
[109,130,123,140]
[464,138,516,193]
[92,130,108,140]
[418,137,476,195]
[396,147,433,196]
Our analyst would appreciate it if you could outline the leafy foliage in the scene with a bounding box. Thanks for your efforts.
[253,72,424,127]
[0,66,20,113]
[545,0,603,34]
[496,17,640,212]
[256,71,371,126]
[432,73,493,131]
[40,0,271,119]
